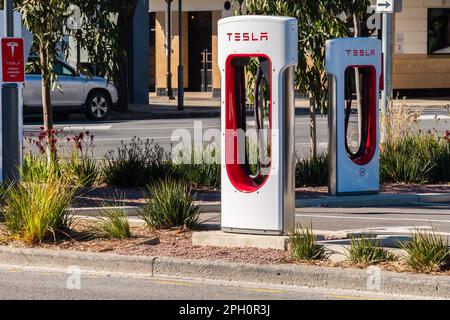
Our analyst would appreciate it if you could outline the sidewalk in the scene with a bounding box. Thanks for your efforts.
[110,94,450,121]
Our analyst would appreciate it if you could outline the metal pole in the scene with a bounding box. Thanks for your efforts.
[2,0,20,182]
[177,0,184,110]
[76,30,81,72]
[166,0,175,100]
[381,13,393,113]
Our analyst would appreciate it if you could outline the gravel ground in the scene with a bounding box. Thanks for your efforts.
[73,183,450,208]
[0,222,288,265]
[2,222,450,275]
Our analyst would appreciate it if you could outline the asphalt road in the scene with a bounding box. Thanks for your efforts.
[196,202,450,237]
[0,265,426,300]
[23,110,449,159]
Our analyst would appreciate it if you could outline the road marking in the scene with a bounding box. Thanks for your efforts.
[296,214,450,224]
[155,280,194,287]
[244,288,286,294]
[418,114,450,120]
[328,295,384,300]
[62,125,112,131]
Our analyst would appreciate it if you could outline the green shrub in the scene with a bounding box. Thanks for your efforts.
[173,146,221,189]
[179,163,221,189]
[289,224,327,261]
[295,153,328,187]
[428,134,450,182]
[21,153,62,183]
[380,134,435,184]
[102,138,174,187]
[346,234,397,265]
[400,227,450,273]
[139,178,200,230]
[1,179,76,244]
[66,152,99,187]
[96,198,132,239]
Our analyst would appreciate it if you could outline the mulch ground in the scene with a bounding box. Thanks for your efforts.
[73,183,450,208]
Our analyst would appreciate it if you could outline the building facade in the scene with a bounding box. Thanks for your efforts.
[150,0,450,98]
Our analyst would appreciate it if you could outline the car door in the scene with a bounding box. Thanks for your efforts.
[51,61,86,106]
[23,59,43,107]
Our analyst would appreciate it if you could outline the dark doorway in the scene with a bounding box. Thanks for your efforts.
[149,12,156,92]
[188,11,212,92]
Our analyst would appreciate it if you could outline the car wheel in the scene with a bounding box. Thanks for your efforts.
[85,91,110,121]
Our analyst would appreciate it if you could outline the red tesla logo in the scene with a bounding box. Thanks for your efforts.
[345,49,376,57]
[2,37,25,83]
[227,32,269,42]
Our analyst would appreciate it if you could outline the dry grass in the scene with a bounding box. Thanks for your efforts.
[379,98,423,145]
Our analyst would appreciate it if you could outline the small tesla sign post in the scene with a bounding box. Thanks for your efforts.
[376,0,394,13]
[376,0,402,117]
[1,37,25,83]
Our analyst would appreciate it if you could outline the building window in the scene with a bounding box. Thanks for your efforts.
[428,8,450,54]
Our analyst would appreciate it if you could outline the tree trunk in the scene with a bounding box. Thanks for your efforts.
[39,45,56,162]
[309,96,317,159]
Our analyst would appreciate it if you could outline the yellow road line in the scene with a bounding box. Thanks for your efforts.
[155,280,194,287]
[244,288,286,294]
[328,295,384,300]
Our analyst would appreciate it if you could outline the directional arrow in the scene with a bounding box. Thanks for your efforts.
[377,1,391,8]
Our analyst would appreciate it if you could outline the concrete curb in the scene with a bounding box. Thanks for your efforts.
[0,246,449,298]
[69,193,450,216]
[69,202,221,217]
[296,192,450,208]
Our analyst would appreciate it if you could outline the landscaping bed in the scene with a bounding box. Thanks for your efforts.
[0,222,288,265]
[72,183,450,208]
[1,221,450,276]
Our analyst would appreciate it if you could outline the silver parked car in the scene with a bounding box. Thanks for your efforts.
[24,57,118,121]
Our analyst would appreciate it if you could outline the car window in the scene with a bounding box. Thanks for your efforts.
[25,61,40,75]
[26,57,40,75]
[54,62,75,76]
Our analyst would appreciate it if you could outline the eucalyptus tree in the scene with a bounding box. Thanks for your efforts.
[18,0,71,159]
[11,0,136,159]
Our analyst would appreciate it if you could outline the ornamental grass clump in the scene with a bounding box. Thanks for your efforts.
[102,138,173,187]
[295,153,328,187]
[1,178,76,244]
[139,178,199,230]
[400,227,450,273]
[289,224,327,261]
[96,197,132,239]
[346,234,397,266]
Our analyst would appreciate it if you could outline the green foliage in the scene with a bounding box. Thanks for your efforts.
[400,227,450,273]
[17,0,70,91]
[295,153,328,187]
[289,224,327,261]
[380,133,450,184]
[102,138,174,188]
[346,234,397,265]
[66,152,99,187]
[21,153,62,183]
[96,197,132,239]
[246,0,370,113]
[139,178,200,230]
[1,178,76,244]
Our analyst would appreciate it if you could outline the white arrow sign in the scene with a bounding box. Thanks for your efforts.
[376,0,393,13]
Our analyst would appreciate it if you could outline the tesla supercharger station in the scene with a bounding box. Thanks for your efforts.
[325,38,382,195]
[218,16,298,235]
